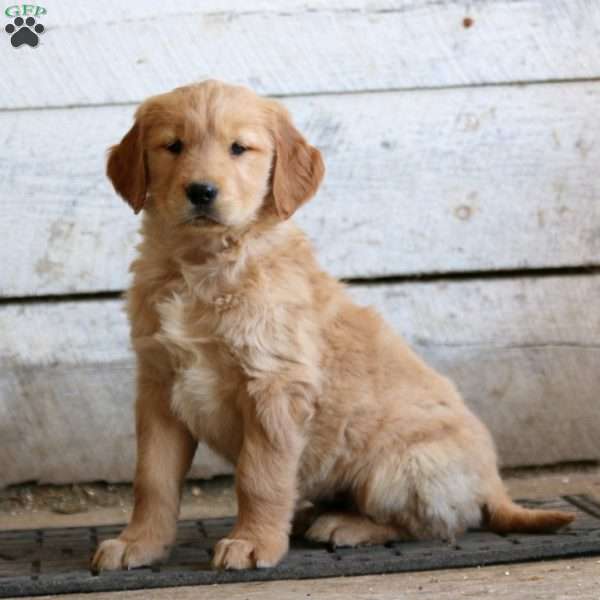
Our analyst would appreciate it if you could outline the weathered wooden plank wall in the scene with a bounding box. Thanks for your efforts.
[3,0,600,108]
[3,83,600,297]
[2,274,599,484]
[1,0,598,486]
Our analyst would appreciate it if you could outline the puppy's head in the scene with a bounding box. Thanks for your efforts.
[107,80,324,229]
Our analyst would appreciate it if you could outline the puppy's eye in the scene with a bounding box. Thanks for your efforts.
[166,139,183,155]
[230,142,247,156]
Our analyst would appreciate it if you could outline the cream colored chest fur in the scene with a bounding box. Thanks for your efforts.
[154,285,244,461]
[135,223,325,467]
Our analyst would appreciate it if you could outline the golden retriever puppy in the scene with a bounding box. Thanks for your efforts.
[92,80,573,572]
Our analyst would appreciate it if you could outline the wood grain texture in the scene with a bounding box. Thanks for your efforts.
[1,274,599,487]
[3,81,600,297]
[3,0,600,108]
[22,558,600,600]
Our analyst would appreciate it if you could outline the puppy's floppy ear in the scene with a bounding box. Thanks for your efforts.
[106,121,147,214]
[271,108,325,220]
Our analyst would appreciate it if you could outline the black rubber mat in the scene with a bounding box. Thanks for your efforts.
[1,496,600,597]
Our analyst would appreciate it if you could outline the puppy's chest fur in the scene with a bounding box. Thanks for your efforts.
[147,252,306,457]
[150,273,254,453]
[131,224,324,462]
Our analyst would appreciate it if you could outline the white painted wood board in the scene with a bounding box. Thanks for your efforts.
[2,81,600,298]
[0,296,233,486]
[2,0,600,109]
[1,274,598,487]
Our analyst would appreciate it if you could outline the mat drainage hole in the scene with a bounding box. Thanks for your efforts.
[31,558,41,580]
[61,547,74,556]
[0,552,15,561]
[394,550,402,556]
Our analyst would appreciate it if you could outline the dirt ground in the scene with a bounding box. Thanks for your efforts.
[1,462,599,530]
[22,558,600,600]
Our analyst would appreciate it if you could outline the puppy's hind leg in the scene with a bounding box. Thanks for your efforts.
[305,512,408,547]
[292,492,356,537]
[355,442,486,544]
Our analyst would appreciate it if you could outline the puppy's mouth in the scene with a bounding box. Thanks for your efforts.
[181,210,223,227]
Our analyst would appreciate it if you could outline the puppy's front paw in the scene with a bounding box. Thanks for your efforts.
[212,535,288,570]
[91,537,170,572]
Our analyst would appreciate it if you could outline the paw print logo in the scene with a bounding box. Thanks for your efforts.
[5,16,44,47]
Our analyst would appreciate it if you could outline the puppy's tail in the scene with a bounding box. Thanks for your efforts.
[483,492,575,534]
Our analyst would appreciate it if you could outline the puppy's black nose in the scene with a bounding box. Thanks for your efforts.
[186,182,218,206]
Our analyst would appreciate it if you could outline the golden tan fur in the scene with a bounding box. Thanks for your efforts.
[92,80,574,572]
